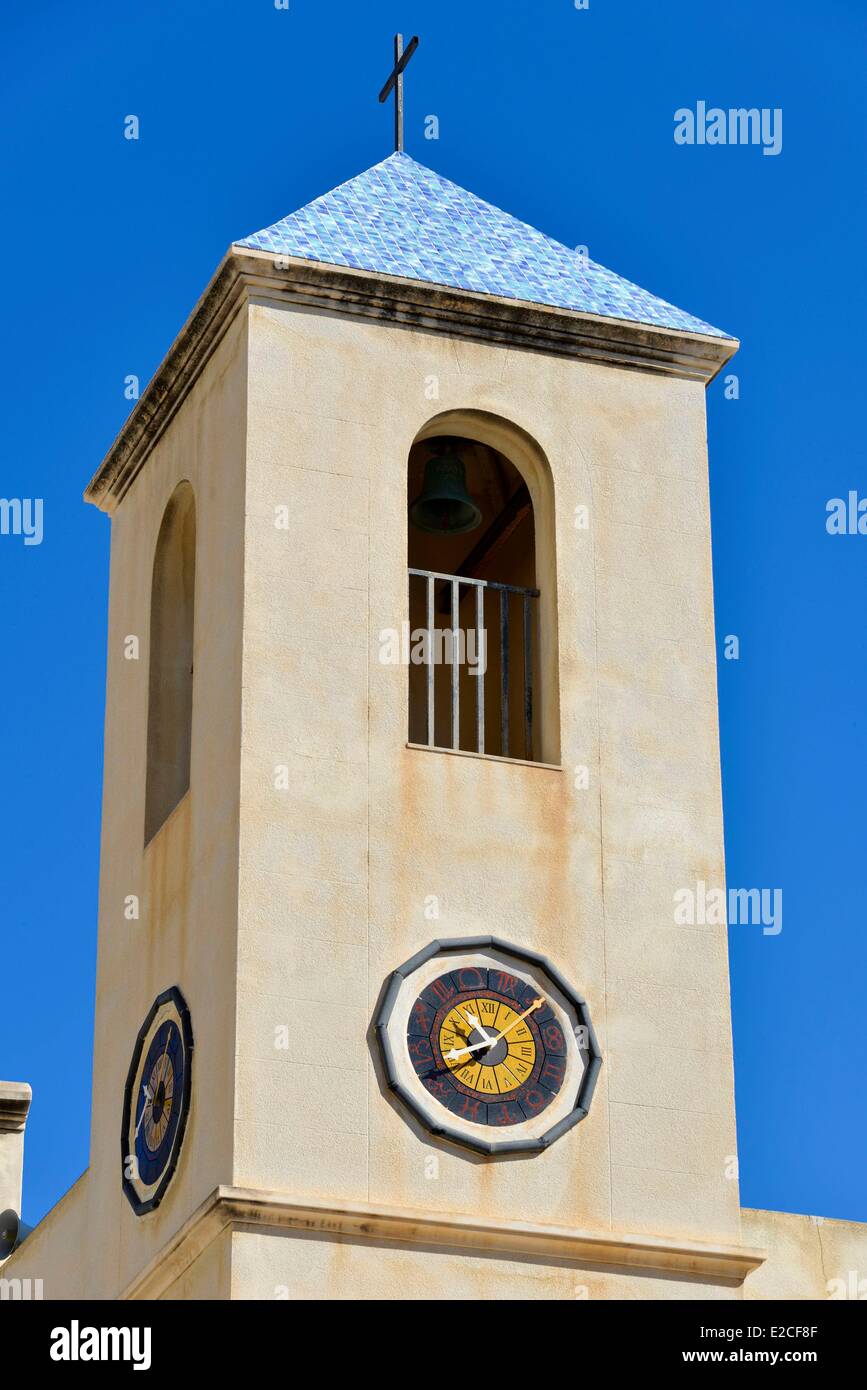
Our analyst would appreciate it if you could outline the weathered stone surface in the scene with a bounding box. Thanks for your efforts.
[6,249,860,1303]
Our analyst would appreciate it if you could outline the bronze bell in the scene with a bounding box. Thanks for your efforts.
[410,439,482,534]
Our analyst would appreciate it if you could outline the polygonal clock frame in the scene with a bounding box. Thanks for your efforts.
[374,936,602,1156]
[121,985,194,1216]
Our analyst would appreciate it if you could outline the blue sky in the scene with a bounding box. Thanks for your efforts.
[2,0,865,1227]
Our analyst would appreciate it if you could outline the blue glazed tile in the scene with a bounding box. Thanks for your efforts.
[235,153,730,339]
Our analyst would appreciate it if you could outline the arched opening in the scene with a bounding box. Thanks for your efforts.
[145,481,196,843]
[407,414,559,764]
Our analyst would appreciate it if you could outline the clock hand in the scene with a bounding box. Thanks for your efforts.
[443,1007,489,1061]
[445,998,544,1061]
[135,1028,173,1144]
[465,1010,494,1043]
[491,997,545,1043]
[134,1084,153,1139]
[445,1039,490,1061]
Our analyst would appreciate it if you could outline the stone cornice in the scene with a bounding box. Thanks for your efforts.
[120,1185,765,1299]
[84,252,247,514]
[0,1081,32,1134]
[85,248,739,514]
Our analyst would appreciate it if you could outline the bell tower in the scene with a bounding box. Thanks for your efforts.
[8,147,787,1301]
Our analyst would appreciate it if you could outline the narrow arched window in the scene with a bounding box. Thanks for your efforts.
[145,482,196,843]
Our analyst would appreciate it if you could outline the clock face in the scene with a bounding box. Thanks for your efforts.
[376,939,601,1156]
[408,967,567,1127]
[121,987,193,1215]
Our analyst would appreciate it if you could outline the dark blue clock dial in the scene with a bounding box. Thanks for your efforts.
[121,986,193,1216]
[133,1020,184,1185]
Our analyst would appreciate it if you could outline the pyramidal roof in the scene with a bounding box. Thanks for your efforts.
[235,152,729,340]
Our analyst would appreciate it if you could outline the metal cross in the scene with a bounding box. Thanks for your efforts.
[378,33,419,153]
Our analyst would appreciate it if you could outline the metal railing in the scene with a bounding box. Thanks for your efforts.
[408,567,540,761]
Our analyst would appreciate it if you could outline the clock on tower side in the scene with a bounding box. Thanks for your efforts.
[35,298,251,1300]
[226,255,747,1300]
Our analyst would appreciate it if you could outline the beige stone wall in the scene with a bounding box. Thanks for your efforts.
[8,281,866,1301]
[744,1209,867,1301]
[4,308,249,1300]
[159,1227,232,1300]
[228,1210,867,1300]
[0,1173,88,1296]
[232,297,741,1264]
[228,1227,741,1301]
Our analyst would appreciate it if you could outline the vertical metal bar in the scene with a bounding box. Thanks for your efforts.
[426,573,435,747]
[394,33,404,152]
[451,579,460,750]
[475,583,485,755]
[523,592,533,761]
[500,589,510,758]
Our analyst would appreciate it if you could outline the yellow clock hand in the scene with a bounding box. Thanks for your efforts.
[486,996,544,1045]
